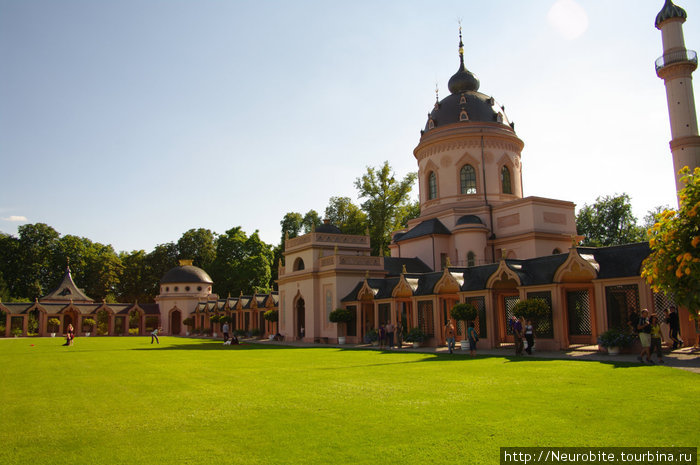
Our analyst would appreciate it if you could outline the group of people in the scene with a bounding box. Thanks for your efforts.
[444,320,479,356]
[509,316,535,356]
[628,306,683,364]
[376,321,401,349]
[62,324,75,346]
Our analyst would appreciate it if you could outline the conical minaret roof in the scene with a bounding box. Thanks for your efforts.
[41,266,94,303]
[655,0,687,29]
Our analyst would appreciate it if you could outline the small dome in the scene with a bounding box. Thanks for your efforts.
[655,0,687,29]
[456,215,484,225]
[315,221,343,234]
[448,64,479,94]
[161,262,213,284]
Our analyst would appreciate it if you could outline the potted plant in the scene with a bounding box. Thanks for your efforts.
[263,310,278,339]
[512,299,550,323]
[364,328,379,345]
[597,329,636,355]
[82,318,96,337]
[329,308,353,344]
[11,327,22,338]
[48,318,61,337]
[404,327,426,348]
[450,302,477,350]
[251,328,261,339]
[182,317,194,336]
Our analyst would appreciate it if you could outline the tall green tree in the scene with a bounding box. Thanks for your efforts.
[16,223,61,299]
[642,167,700,317]
[177,228,216,268]
[354,161,417,255]
[575,194,645,247]
[324,196,367,235]
[302,210,322,234]
[211,227,273,297]
[144,242,179,299]
[280,212,304,244]
[116,250,151,303]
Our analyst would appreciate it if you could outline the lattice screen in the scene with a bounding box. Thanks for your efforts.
[605,285,640,330]
[504,296,520,335]
[566,290,592,335]
[465,297,487,338]
[418,300,435,337]
[653,292,676,322]
[527,291,554,338]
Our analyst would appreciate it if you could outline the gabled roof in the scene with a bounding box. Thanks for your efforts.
[578,242,650,279]
[41,267,94,303]
[394,218,451,243]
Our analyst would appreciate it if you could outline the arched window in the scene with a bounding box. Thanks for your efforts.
[428,172,437,200]
[460,165,477,194]
[293,257,305,271]
[501,166,512,194]
[459,110,469,121]
[467,251,476,267]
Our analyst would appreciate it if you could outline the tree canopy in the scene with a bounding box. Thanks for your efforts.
[642,167,700,317]
[0,223,274,303]
[576,194,645,247]
[324,196,368,236]
[354,161,417,255]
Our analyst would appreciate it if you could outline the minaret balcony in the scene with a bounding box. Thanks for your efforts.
[655,49,697,74]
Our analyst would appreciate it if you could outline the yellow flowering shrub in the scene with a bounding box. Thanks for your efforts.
[642,167,700,318]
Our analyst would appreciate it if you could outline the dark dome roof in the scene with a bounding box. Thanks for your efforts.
[424,91,511,131]
[655,0,686,28]
[424,34,512,133]
[315,222,343,234]
[456,215,484,225]
[161,265,213,284]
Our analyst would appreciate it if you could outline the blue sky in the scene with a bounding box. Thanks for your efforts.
[1,0,698,253]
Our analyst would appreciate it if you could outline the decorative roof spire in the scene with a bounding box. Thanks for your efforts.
[447,24,480,94]
[655,0,687,29]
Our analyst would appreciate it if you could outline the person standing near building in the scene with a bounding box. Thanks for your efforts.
[222,321,230,343]
[151,327,160,344]
[511,316,524,355]
[667,306,682,349]
[649,315,664,364]
[466,321,478,357]
[395,320,403,349]
[637,309,652,363]
[445,321,456,354]
[385,321,395,349]
[524,319,535,355]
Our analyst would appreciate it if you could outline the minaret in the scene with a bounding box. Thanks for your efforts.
[655,0,700,199]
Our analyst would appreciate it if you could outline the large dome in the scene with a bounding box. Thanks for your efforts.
[424,91,512,131]
[161,263,213,284]
[423,31,513,133]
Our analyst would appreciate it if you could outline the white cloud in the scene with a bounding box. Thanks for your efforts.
[547,0,589,40]
[2,215,28,222]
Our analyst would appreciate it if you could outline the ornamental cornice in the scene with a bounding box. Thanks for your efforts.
[669,135,700,151]
[415,137,523,162]
[657,61,698,80]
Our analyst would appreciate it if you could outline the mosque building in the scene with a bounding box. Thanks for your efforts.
[2,1,698,350]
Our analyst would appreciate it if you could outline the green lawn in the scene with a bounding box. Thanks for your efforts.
[0,337,697,465]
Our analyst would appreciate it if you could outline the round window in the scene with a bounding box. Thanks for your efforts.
[185,286,190,291]
[174,286,179,292]
[197,286,202,291]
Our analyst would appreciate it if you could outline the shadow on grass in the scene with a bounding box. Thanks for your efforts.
[130,339,694,370]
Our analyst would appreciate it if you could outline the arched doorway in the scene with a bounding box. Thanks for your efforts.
[296,298,305,340]
[170,310,181,336]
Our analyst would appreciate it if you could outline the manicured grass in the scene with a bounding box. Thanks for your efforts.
[0,337,697,465]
